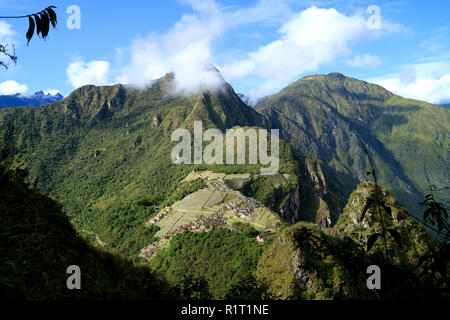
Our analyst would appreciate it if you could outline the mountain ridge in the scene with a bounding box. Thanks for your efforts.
[0,72,447,300]
[1,72,447,224]
[0,73,303,258]
[255,72,449,216]
[0,90,63,109]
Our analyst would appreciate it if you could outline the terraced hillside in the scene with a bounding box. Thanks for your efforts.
[140,170,286,259]
[1,71,447,300]
[0,74,299,257]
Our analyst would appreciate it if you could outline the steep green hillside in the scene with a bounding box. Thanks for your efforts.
[0,166,176,299]
[150,227,263,299]
[1,71,447,300]
[256,73,450,216]
[0,74,300,257]
[257,183,445,300]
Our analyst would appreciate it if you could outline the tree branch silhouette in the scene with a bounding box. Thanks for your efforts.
[0,6,57,68]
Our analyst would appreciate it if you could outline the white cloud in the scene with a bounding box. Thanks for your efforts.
[44,88,61,95]
[66,60,111,89]
[368,61,450,104]
[115,0,296,95]
[0,20,16,43]
[419,27,450,55]
[221,7,372,100]
[346,54,381,68]
[116,0,227,95]
[0,80,27,95]
[378,19,409,34]
[86,1,403,99]
[229,0,291,25]
[117,33,225,95]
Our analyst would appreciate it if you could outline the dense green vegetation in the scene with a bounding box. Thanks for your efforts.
[0,165,178,299]
[0,75,297,257]
[1,71,448,301]
[257,183,447,300]
[239,141,300,213]
[150,227,264,299]
[256,72,450,217]
[72,178,210,257]
[240,175,295,212]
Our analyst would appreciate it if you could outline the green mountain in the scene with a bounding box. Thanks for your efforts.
[0,166,177,299]
[0,73,304,257]
[0,72,447,300]
[256,72,450,216]
[257,182,443,300]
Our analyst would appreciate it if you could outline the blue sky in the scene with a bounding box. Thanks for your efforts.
[0,0,449,104]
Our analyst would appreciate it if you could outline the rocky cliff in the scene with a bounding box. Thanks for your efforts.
[257,182,439,300]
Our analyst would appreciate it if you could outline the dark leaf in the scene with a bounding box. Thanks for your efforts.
[361,199,375,221]
[39,12,50,39]
[45,7,57,28]
[387,228,402,247]
[381,203,392,216]
[423,207,433,222]
[26,15,35,44]
[367,233,379,252]
[33,14,42,37]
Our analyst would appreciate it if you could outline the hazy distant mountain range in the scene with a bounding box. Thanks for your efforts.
[0,90,64,109]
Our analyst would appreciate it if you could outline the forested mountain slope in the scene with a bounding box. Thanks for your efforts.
[256,73,450,215]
